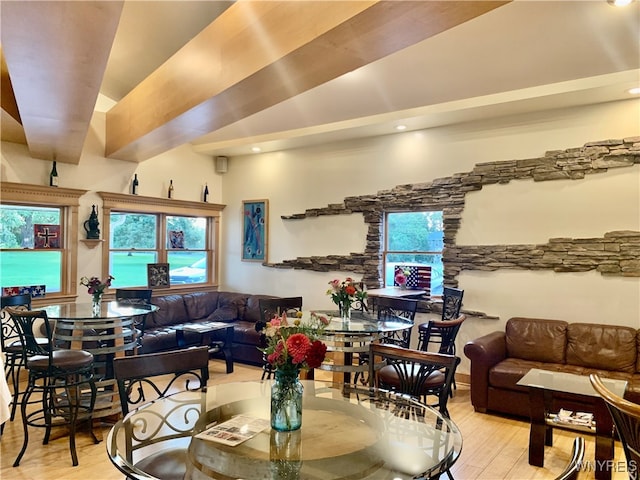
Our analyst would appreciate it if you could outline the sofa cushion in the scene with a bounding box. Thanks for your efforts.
[567,323,637,373]
[212,293,248,322]
[506,317,568,364]
[183,291,219,321]
[149,295,189,327]
[244,294,279,323]
[233,320,264,346]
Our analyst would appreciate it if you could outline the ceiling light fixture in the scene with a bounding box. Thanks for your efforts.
[628,87,640,95]
[395,125,407,131]
[607,0,634,6]
[251,147,262,153]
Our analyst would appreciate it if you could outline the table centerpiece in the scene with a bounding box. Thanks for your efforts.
[327,277,367,320]
[260,311,328,431]
[80,274,114,315]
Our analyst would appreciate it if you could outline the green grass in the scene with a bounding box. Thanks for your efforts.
[1,250,207,292]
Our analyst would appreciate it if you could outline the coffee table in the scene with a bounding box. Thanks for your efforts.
[174,322,234,373]
[517,368,627,480]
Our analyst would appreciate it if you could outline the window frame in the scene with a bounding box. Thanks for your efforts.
[383,209,444,296]
[98,191,224,292]
[0,181,87,304]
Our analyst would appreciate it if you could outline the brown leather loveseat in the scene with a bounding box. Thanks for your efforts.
[464,317,640,418]
[139,291,279,365]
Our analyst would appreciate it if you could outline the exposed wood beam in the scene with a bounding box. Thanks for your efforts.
[0,46,26,145]
[106,1,509,162]
[1,1,123,164]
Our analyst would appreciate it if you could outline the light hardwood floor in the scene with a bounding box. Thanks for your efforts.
[0,360,628,480]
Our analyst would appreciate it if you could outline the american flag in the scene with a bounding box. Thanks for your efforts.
[394,265,431,294]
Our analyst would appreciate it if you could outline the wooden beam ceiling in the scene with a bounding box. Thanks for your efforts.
[1,1,123,164]
[106,0,508,162]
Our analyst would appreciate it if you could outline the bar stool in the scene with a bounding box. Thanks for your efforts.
[6,308,97,467]
[0,293,32,423]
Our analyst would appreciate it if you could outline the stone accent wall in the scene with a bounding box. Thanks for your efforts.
[269,137,640,291]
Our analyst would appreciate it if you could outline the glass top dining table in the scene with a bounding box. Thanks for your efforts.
[41,301,158,320]
[107,380,462,480]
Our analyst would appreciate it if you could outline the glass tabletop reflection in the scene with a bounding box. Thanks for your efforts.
[41,301,157,320]
[107,381,462,480]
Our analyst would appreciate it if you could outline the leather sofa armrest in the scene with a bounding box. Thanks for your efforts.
[463,331,506,412]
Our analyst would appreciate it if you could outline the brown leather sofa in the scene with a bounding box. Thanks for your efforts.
[463,317,640,418]
[139,291,279,365]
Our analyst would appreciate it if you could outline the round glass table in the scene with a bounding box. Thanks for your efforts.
[304,310,414,382]
[42,301,158,421]
[107,381,462,480]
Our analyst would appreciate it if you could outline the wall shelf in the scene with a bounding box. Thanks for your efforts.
[80,239,104,249]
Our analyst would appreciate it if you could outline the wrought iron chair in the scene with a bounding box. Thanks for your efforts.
[113,347,210,480]
[6,307,97,467]
[417,314,466,355]
[257,297,303,380]
[555,437,585,480]
[355,297,417,384]
[369,342,459,418]
[1,293,32,423]
[417,287,464,351]
[115,288,152,353]
[590,374,640,479]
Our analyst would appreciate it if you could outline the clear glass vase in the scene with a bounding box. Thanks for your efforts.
[271,367,303,431]
[92,293,103,317]
[338,300,351,321]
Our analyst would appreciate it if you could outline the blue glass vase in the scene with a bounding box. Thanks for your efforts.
[271,367,303,431]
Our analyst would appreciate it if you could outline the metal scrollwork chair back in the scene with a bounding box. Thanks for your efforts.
[369,342,459,419]
[1,293,32,423]
[113,346,210,415]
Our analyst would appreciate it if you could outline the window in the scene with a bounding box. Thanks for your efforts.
[384,211,444,296]
[0,182,85,300]
[99,192,222,290]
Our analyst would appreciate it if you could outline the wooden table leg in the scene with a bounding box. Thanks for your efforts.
[594,398,614,480]
[528,387,550,467]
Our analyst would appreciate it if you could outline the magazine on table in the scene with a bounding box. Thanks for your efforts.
[195,415,270,446]
[182,322,228,333]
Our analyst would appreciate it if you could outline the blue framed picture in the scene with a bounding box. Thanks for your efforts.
[242,199,268,262]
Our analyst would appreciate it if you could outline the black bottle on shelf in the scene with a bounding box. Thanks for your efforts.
[168,179,174,198]
[49,160,58,187]
[203,183,209,202]
[132,174,139,195]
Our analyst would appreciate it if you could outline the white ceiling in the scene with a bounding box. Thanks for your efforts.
[37,1,640,158]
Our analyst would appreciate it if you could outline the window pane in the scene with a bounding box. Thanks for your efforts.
[109,251,157,288]
[0,205,61,248]
[0,250,62,293]
[168,252,207,284]
[385,253,443,295]
[387,211,443,252]
[166,216,206,249]
[110,213,157,249]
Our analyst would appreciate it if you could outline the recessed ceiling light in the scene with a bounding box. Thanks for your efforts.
[395,125,407,131]
[607,0,634,6]
[628,87,640,95]
[251,147,262,153]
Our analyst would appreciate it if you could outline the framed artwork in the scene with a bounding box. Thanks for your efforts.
[168,230,185,249]
[242,199,268,262]
[147,263,170,289]
[34,224,60,249]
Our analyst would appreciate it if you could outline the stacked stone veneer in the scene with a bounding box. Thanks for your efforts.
[268,137,640,296]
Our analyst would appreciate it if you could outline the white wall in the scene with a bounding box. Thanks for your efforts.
[2,99,639,375]
[0,110,225,303]
[219,99,640,374]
